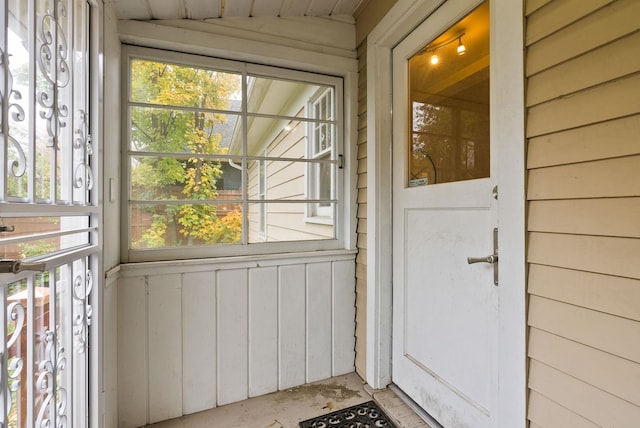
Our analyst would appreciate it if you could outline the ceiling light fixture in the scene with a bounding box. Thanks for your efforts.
[457,36,466,55]
[421,32,467,64]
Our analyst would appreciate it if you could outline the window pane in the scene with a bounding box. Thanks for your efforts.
[130,156,242,201]
[242,117,335,160]
[247,75,332,118]
[0,216,91,259]
[408,2,490,186]
[248,203,334,243]
[246,159,334,202]
[130,203,242,249]
[130,107,240,154]
[125,50,343,257]
[130,59,241,111]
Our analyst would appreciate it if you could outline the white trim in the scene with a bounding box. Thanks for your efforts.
[492,1,527,426]
[365,0,526,426]
[90,0,105,426]
[118,19,357,74]
[118,249,358,277]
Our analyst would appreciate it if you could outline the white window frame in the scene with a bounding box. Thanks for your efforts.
[305,88,335,225]
[121,46,351,263]
[258,153,267,240]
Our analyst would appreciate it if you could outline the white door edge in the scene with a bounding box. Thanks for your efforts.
[365,0,526,426]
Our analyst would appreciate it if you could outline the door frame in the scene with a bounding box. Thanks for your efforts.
[365,0,526,426]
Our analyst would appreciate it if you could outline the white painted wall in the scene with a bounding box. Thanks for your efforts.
[116,251,356,427]
[105,16,359,427]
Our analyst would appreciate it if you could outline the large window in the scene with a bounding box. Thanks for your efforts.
[123,47,344,261]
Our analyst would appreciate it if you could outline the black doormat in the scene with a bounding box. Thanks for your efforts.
[299,400,397,428]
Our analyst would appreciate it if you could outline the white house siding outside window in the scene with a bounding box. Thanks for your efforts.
[0,0,99,426]
[122,46,344,262]
[307,88,335,223]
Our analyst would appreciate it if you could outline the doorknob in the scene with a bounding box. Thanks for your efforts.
[467,228,498,286]
[0,260,47,274]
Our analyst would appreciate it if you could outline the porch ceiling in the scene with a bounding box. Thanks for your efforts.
[105,0,362,21]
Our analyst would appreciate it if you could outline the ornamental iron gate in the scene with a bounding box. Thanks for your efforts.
[0,0,98,426]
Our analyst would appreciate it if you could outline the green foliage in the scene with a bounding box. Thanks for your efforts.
[130,60,242,248]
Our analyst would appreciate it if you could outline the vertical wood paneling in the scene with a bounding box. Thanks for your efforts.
[333,259,356,375]
[117,255,356,426]
[147,274,183,423]
[117,276,148,428]
[182,271,217,414]
[249,267,279,397]
[306,262,333,382]
[217,269,249,405]
[278,264,307,389]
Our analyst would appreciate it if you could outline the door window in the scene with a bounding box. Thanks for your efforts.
[408,2,490,187]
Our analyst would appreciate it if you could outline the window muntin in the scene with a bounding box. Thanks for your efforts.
[257,157,267,239]
[124,48,342,259]
[306,89,335,222]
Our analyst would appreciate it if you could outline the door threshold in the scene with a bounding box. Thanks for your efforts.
[386,384,443,428]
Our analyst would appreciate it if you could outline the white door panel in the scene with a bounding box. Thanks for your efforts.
[391,1,498,427]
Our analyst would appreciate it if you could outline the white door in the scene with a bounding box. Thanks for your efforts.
[391,2,499,427]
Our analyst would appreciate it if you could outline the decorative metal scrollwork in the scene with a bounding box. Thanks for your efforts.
[73,269,93,353]
[73,110,94,190]
[3,302,26,425]
[1,47,28,178]
[33,328,69,428]
[37,0,70,149]
[6,302,25,349]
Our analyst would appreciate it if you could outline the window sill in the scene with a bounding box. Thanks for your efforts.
[119,248,357,277]
[305,216,334,226]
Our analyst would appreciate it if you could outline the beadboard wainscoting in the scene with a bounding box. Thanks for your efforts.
[116,251,357,427]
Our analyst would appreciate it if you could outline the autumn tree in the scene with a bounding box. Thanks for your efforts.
[130,60,242,247]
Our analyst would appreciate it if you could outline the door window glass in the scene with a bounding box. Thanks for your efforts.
[408,1,490,186]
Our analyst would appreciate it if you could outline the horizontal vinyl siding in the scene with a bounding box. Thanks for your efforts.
[354,41,368,378]
[525,0,640,427]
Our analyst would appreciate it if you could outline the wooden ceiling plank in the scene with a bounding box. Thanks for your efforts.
[222,0,253,17]
[113,0,153,20]
[148,0,185,19]
[185,0,221,19]
[332,0,359,15]
[252,0,283,17]
[307,0,338,16]
[279,0,313,16]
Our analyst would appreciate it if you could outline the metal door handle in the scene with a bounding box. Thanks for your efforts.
[0,260,47,274]
[467,254,498,264]
[467,228,499,286]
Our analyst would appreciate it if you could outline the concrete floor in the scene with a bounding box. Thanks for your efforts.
[145,373,433,428]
